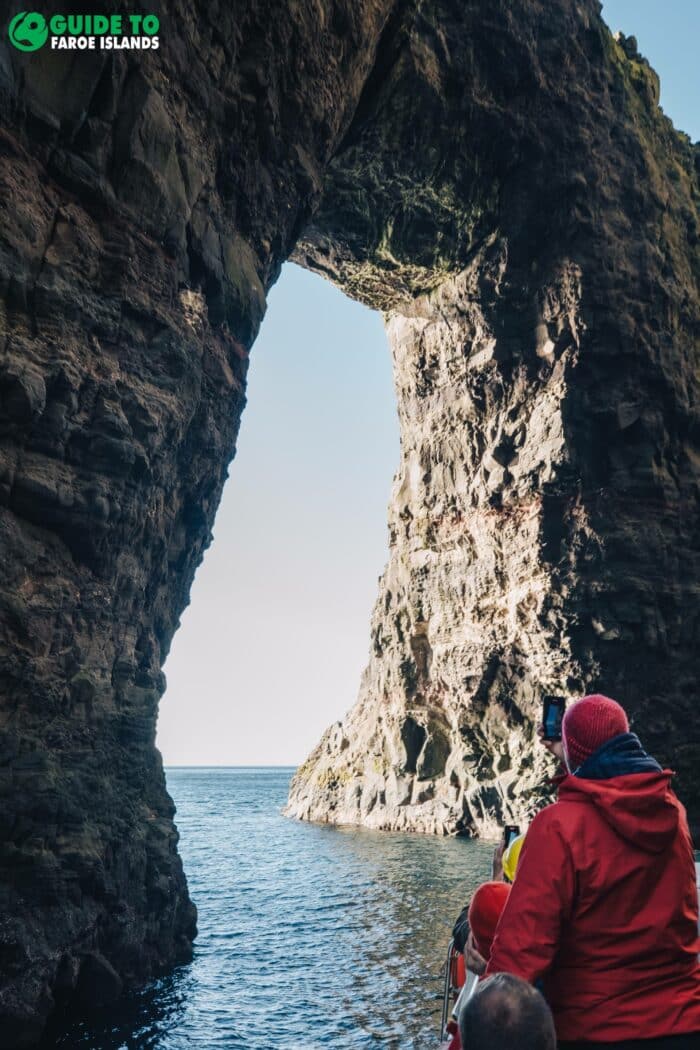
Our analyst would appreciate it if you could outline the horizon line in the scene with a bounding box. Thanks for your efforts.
[164,763,299,768]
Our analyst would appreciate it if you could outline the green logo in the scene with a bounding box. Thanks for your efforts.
[8,11,49,50]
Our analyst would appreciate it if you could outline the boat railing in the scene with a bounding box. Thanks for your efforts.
[439,939,479,1045]
[439,939,460,1042]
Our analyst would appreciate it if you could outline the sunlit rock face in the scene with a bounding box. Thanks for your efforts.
[0,0,698,1041]
[287,4,700,834]
[287,256,576,834]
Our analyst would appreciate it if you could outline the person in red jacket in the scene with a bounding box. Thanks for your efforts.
[486,693,700,1049]
[444,883,511,1050]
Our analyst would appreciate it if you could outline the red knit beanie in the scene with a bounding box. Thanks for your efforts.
[468,881,510,960]
[562,694,629,770]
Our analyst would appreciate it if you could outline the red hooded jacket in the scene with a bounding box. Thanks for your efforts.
[486,770,700,1042]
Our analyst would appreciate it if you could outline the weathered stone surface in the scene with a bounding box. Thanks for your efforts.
[0,0,698,1043]
[0,0,394,1041]
[287,10,700,834]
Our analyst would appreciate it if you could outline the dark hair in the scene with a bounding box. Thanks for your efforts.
[459,973,556,1050]
[452,905,470,953]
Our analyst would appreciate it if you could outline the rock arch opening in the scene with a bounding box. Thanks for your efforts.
[156,263,398,769]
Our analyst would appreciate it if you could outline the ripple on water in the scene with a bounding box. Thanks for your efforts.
[42,768,493,1049]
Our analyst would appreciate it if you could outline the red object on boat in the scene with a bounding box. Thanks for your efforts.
[446,1027,462,1050]
[468,881,510,960]
[451,952,466,989]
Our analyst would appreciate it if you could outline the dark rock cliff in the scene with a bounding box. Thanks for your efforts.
[0,0,394,1041]
[0,0,698,1042]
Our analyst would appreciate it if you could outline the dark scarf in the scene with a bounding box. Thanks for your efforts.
[573,732,662,780]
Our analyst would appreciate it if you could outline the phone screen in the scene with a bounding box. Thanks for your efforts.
[543,696,565,741]
[504,824,519,848]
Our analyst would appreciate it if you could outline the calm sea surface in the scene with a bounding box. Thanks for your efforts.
[43,767,493,1049]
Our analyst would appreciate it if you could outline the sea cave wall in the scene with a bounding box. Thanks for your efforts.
[288,247,700,833]
[0,0,394,1041]
[0,0,698,1042]
[287,3,700,835]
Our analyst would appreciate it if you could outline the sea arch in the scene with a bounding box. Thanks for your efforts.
[0,0,698,1041]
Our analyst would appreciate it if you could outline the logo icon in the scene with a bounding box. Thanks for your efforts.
[8,11,49,51]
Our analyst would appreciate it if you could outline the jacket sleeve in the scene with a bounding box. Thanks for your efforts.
[486,805,576,983]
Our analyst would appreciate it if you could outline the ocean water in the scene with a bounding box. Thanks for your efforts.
[43,767,493,1049]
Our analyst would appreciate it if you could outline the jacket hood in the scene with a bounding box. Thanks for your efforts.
[558,768,679,853]
[572,732,661,779]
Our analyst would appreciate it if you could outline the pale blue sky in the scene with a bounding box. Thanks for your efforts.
[157,2,700,766]
[601,0,700,142]
[158,269,397,764]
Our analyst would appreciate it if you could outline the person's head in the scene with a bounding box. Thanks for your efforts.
[459,972,556,1050]
[467,881,510,960]
[562,693,629,772]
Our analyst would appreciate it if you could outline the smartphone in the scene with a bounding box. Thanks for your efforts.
[543,695,566,741]
[503,824,520,849]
